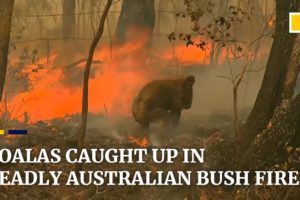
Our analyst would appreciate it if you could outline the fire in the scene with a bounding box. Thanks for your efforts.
[3,28,215,123]
[268,20,273,28]
[161,40,212,65]
[128,136,149,148]
[5,36,154,122]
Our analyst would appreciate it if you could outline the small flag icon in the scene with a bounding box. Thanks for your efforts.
[289,13,300,33]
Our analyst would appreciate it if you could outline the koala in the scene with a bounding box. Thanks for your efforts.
[132,75,195,129]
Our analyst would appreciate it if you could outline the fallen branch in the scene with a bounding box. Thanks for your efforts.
[63,58,102,70]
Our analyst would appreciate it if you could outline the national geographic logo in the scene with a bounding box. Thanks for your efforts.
[289,12,300,33]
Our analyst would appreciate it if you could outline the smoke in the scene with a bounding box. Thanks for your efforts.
[184,61,265,121]
[5,0,274,140]
[6,32,156,123]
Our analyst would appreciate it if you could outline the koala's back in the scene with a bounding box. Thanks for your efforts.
[138,79,184,103]
[132,78,184,122]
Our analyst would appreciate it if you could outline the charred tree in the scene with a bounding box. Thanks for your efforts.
[115,0,155,44]
[0,0,14,102]
[240,0,300,169]
[77,0,113,170]
[241,93,300,170]
[283,34,300,99]
[243,0,298,147]
[63,0,76,39]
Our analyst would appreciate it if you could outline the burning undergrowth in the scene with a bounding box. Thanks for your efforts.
[0,25,287,199]
[2,31,218,124]
[0,110,231,200]
[1,112,298,200]
[5,43,150,122]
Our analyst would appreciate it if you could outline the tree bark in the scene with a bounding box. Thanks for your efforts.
[0,0,14,102]
[243,0,298,147]
[63,0,76,39]
[115,0,155,44]
[283,34,300,99]
[77,0,113,156]
[240,93,300,170]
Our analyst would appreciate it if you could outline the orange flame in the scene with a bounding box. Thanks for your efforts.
[268,20,273,28]
[6,34,154,122]
[128,136,150,148]
[4,29,221,123]
[160,41,212,65]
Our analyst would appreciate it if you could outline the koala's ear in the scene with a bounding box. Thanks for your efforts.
[184,75,195,86]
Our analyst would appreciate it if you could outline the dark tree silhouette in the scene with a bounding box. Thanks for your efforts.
[63,0,76,39]
[115,0,155,44]
[240,0,300,169]
[243,0,300,147]
[0,0,14,102]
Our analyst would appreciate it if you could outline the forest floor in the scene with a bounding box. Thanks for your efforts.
[0,113,299,200]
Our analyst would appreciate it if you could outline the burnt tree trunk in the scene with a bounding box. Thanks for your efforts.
[243,0,298,147]
[63,0,76,39]
[240,0,300,169]
[76,0,113,171]
[0,0,14,102]
[115,0,155,44]
[241,93,300,170]
[283,34,300,99]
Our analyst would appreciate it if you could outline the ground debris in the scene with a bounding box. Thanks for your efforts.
[1,113,298,200]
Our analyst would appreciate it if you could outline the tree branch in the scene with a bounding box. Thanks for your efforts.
[77,0,113,163]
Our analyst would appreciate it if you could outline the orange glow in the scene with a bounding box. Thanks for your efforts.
[267,122,272,129]
[5,135,19,140]
[161,42,212,65]
[128,136,150,148]
[6,34,154,122]
[3,29,219,123]
[268,20,273,27]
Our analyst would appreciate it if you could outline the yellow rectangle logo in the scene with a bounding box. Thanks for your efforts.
[0,130,5,135]
[289,13,300,33]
